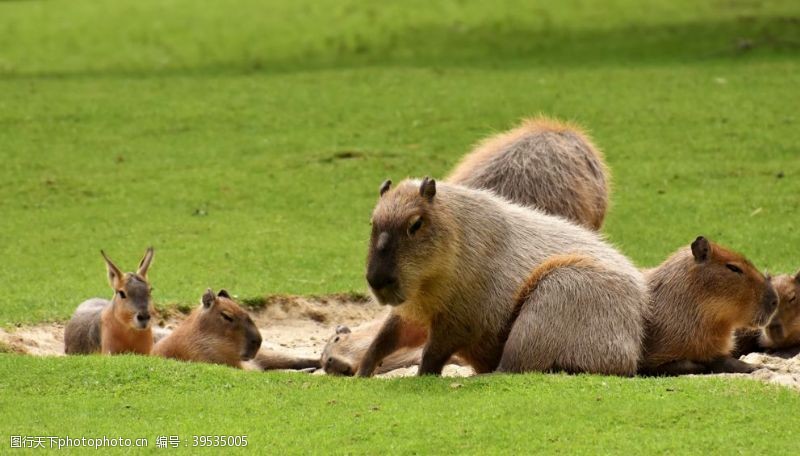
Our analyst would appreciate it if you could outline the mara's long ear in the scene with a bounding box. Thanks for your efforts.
[379,179,392,197]
[202,288,217,309]
[335,324,352,335]
[419,176,436,202]
[691,236,710,263]
[101,250,124,289]
[137,246,154,279]
[217,289,231,299]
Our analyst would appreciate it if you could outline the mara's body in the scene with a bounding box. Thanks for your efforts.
[447,117,608,230]
[641,237,778,375]
[64,248,155,355]
[152,289,262,368]
[359,178,647,377]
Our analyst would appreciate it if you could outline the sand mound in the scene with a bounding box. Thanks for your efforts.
[0,295,795,386]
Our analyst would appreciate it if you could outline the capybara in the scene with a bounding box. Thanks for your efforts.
[761,271,800,350]
[641,237,778,375]
[152,289,262,368]
[446,117,608,230]
[358,178,647,377]
[64,248,155,355]
[321,319,460,376]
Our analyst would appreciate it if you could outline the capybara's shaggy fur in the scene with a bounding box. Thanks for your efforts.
[446,117,609,230]
[762,271,800,350]
[358,178,647,377]
[641,237,778,375]
[321,319,466,376]
[152,289,262,368]
[64,248,155,355]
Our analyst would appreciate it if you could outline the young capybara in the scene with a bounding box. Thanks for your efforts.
[64,248,155,355]
[761,271,800,350]
[358,177,647,377]
[321,319,453,376]
[446,117,609,230]
[641,237,778,376]
[152,289,262,368]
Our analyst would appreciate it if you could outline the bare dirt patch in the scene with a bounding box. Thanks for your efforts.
[1,295,796,385]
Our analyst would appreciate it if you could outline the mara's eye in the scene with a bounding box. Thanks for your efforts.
[117,290,127,299]
[333,336,340,343]
[726,264,743,274]
[408,217,423,235]
[221,313,234,322]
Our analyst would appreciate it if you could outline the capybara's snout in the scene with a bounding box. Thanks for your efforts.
[323,356,355,376]
[242,329,262,361]
[757,282,779,327]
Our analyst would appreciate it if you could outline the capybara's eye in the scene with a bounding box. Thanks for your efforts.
[790,295,797,303]
[408,217,423,235]
[726,264,743,274]
[117,290,127,299]
[221,312,234,322]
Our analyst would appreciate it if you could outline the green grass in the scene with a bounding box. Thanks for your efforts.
[1,0,799,325]
[1,0,800,453]
[2,355,799,454]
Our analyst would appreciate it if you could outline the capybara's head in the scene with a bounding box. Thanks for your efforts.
[366,178,454,306]
[321,325,356,376]
[690,236,778,328]
[763,271,800,348]
[102,247,155,330]
[198,289,262,361]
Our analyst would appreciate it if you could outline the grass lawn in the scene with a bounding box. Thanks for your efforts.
[1,0,799,453]
[2,355,799,454]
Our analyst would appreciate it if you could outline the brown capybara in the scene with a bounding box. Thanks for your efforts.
[446,117,609,230]
[358,178,647,377]
[152,289,262,368]
[761,271,800,351]
[641,237,778,376]
[64,248,155,355]
[250,349,321,371]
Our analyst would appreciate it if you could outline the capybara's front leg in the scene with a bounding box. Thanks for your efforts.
[706,356,758,374]
[640,359,709,376]
[357,314,404,377]
[418,323,459,376]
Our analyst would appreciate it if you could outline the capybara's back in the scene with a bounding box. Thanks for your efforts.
[447,117,608,230]
[64,298,107,354]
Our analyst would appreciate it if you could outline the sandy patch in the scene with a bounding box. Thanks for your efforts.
[0,295,795,386]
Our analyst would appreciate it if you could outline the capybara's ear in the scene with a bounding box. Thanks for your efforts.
[420,176,436,201]
[202,288,216,309]
[217,289,231,299]
[137,246,154,280]
[101,250,124,290]
[691,236,710,263]
[335,325,352,335]
[379,179,392,197]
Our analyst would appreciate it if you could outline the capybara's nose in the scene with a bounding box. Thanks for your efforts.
[367,272,397,291]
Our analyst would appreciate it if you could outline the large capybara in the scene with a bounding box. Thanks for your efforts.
[152,289,262,368]
[641,237,778,375]
[64,248,155,355]
[358,178,647,377]
[446,117,609,230]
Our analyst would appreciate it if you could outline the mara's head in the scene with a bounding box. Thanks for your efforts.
[689,236,777,328]
[102,247,155,330]
[321,325,356,376]
[197,289,262,361]
[763,271,800,348]
[366,177,454,306]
